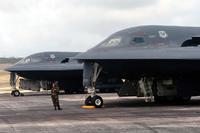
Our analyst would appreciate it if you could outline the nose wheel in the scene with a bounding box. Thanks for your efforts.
[11,90,21,97]
[83,63,103,108]
[85,96,92,106]
[85,95,103,108]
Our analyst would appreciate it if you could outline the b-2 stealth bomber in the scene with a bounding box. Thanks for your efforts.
[5,52,83,96]
[74,25,200,107]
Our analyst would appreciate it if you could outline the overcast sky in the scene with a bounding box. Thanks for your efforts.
[0,0,200,57]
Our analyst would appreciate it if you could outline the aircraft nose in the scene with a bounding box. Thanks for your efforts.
[4,65,14,71]
[4,64,22,72]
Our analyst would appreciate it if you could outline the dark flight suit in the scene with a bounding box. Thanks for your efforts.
[51,81,62,110]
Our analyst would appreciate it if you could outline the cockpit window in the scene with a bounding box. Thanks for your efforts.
[97,31,147,48]
[17,54,57,64]
[61,58,69,63]
[30,57,42,63]
[101,37,122,47]
[24,58,31,63]
[16,52,77,65]
[18,57,43,64]
[134,37,145,43]
[130,37,145,44]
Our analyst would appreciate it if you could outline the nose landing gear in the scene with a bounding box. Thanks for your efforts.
[11,90,21,97]
[10,72,23,97]
[85,95,103,108]
[83,63,103,108]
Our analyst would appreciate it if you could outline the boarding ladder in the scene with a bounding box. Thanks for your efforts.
[139,78,154,102]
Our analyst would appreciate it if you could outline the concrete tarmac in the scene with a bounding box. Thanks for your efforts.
[0,93,200,133]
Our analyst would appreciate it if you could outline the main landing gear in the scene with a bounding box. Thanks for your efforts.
[83,63,103,108]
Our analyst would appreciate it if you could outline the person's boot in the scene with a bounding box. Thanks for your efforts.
[58,105,62,110]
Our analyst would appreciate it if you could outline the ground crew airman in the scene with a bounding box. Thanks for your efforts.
[51,81,62,110]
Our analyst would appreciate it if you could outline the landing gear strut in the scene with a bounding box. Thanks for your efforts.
[139,78,154,102]
[10,72,22,97]
[83,63,103,108]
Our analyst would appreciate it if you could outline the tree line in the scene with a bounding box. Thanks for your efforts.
[0,57,23,64]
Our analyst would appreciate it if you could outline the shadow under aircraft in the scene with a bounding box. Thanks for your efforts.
[74,25,200,108]
[5,52,122,96]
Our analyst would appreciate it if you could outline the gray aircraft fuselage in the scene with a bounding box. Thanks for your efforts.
[5,52,83,81]
[74,25,200,99]
[5,52,84,94]
[74,25,200,77]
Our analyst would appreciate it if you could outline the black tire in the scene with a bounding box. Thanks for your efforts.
[85,96,92,106]
[91,95,103,108]
[176,96,191,103]
[166,96,176,102]
[154,96,166,103]
[182,96,191,102]
[64,90,69,94]
[11,90,14,96]
[13,90,20,97]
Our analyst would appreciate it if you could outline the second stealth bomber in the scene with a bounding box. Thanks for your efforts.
[5,52,83,96]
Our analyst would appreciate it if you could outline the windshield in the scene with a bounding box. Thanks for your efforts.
[100,36,122,47]
[17,54,58,64]
[98,31,147,48]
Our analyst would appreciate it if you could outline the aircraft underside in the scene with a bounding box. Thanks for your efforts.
[9,69,122,96]
[18,79,84,94]
[16,70,83,80]
[82,60,200,107]
[96,59,200,77]
[7,70,83,96]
